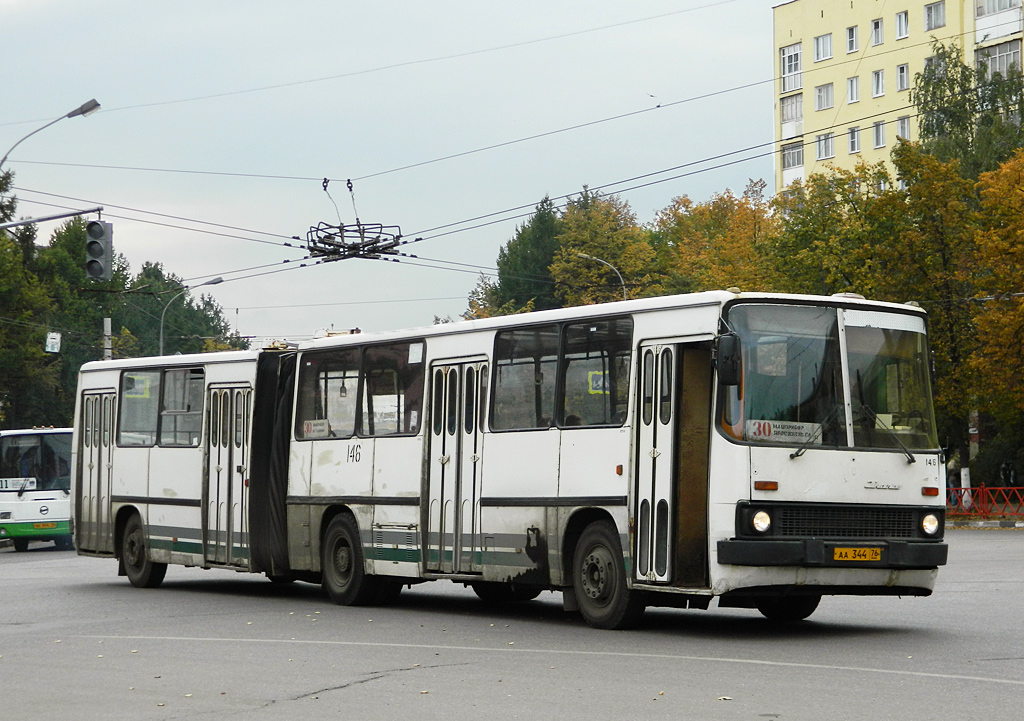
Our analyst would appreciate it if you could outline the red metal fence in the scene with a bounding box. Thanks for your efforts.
[947,486,1024,519]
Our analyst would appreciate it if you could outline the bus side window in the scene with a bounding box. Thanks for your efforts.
[118,371,160,446]
[294,348,359,440]
[492,326,558,430]
[361,342,425,437]
[561,317,633,427]
[159,368,204,447]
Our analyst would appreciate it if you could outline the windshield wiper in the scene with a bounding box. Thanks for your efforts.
[790,405,842,459]
[859,404,916,464]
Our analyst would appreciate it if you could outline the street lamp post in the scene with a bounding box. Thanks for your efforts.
[577,252,627,302]
[159,277,224,355]
[0,99,101,171]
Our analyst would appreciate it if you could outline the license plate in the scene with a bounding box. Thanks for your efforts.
[833,547,881,562]
[33,522,57,530]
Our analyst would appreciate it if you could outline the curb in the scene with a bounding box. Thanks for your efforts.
[948,520,1024,529]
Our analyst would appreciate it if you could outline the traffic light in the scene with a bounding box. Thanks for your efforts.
[84,220,113,281]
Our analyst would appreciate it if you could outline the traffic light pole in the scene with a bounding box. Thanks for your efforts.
[0,206,103,231]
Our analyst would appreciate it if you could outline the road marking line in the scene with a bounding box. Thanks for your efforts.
[77,635,1024,686]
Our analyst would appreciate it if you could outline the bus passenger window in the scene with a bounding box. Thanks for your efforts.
[159,368,204,447]
[561,318,633,427]
[294,348,360,440]
[492,326,558,430]
[361,341,425,437]
[118,371,161,446]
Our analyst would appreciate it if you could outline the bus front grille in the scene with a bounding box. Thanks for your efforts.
[776,506,917,538]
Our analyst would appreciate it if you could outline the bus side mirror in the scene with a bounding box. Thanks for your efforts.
[717,333,742,386]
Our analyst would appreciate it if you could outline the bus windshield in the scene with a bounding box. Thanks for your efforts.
[720,303,938,451]
[0,433,73,492]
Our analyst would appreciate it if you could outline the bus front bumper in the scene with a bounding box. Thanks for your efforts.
[717,538,948,569]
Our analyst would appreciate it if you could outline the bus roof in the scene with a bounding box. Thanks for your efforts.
[0,428,72,436]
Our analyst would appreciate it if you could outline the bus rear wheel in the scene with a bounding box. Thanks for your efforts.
[322,514,378,605]
[121,514,167,588]
[755,594,821,622]
[573,520,645,629]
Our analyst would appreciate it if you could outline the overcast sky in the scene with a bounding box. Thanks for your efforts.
[2,0,777,345]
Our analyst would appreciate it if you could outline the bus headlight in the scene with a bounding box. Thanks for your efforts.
[752,510,772,533]
[921,514,940,536]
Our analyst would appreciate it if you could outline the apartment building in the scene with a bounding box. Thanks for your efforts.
[773,0,1023,193]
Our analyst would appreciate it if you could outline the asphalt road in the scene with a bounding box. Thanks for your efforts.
[2,529,1021,720]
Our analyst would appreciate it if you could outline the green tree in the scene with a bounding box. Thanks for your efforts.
[913,40,1024,180]
[549,189,662,306]
[493,196,562,311]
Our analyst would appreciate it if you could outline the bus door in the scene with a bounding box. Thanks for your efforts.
[78,392,116,554]
[204,386,252,567]
[635,342,678,583]
[426,359,487,574]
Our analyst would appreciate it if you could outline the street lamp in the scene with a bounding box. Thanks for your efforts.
[0,99,101,171]
[577,252,627,302]
[159,277,223,355]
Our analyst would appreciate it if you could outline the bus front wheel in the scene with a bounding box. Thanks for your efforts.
[755,594,821,622]
[121,515,167,588]
[322,514,378,605]
[573,520,645,629]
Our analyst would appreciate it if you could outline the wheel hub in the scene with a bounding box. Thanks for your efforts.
[582,552,608,599]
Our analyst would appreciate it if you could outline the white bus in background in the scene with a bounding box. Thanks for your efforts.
[1,428,74,551]
[71,291,948,628]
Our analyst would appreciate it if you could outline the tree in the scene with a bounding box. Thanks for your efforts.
[973,149,1024,422]
[494,196,562,311]
[462,273,534,320]
[549,189,662,306]
[913,40,1024,180]
[654,179,779,293]
[770,160,907,296]
[0,231,57,426]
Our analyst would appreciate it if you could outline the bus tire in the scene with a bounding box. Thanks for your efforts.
[471,581,542,604]
[121,514,167,589]
[322,514,378,605]
[573,520,645,629]
[13,538,29,552]
[755,594,821,622]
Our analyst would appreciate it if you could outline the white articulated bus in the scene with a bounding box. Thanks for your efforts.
[1,428,74,551]
[71,291,948,628]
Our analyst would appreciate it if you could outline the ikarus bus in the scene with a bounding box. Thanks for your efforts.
[1,428,74,551]
[71,291,948,628]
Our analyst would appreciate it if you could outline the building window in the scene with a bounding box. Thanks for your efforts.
[816,133,835,160]
[872,70,885,96]
[781,93,803,123]
[977,39,1022,78]
[849,127,861,153]
[897,63,910,90]
[848,76,860,102]
[873,121,886,148]
[897,115,911,139]
[925,2,946,30]
[815,83,835,110]
[781,43,802,92]
[872,18,884,45]
[977,0,1021,18]
[847,26,859,53]
[814,33,833,61]
[782,142,804,170]
[896,11,909,39]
